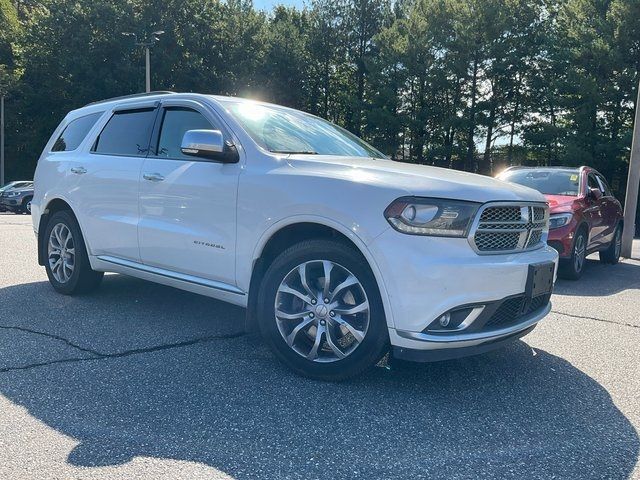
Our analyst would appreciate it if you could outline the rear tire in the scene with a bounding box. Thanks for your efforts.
[559,228,587,280]
[44,210,104,295]
[599,225,622,265]
[257,239,388,381]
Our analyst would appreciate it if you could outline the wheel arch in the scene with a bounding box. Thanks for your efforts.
[244,219,392,333]
[573,220,589,244]
[37,198,77,266]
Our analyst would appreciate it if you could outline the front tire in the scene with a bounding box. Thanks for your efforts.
[599,225,622,264]
[559,228,587,280]
[257,239,388,381]
[21,196,33,215]
[44,210,104,295]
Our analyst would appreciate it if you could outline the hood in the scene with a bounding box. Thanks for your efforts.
[286,155,546,204]
[545,194,577,212]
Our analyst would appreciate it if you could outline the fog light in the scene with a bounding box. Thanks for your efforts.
[438,313,451,327]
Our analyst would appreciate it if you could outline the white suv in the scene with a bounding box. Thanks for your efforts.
[32,92,558,380]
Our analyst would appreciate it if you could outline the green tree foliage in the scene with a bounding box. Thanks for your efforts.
[0,0,21,94]
[1,0,639,194]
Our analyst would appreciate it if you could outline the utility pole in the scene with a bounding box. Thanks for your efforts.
[122,30,165,93]
[621,77,640,258]
[1,95,4,187]
[145,47,151,93]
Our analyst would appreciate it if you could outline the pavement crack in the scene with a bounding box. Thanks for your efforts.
[552,310,639,329]
[0,325,103,356]
[0,330,245,374]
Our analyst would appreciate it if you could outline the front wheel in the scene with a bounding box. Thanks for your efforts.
[599,225,622,264]
[257,239,388,381]
[44,210,104,295]
[559,229,587,280]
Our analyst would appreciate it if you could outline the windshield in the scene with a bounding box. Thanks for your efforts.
[500,169,581,196]
[220,100,385,158]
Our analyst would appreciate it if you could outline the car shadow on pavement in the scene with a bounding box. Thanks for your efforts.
[0,276,638,479]
[554,258,640,297]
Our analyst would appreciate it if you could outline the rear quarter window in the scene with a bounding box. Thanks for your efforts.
[51,112,104,152]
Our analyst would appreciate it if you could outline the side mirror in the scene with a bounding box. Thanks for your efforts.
[588,187,602,200]
[180,129,238,163]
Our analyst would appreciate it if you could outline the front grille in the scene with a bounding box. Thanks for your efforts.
[526,230,542,248]
[485,293,550,329]
[480,206,521,222]
[475,231,521,251]
[471,204,548,254]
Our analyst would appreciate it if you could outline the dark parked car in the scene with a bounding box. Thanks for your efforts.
[497,166,623,279]
[0,181,34,214]
[0,181,32,212]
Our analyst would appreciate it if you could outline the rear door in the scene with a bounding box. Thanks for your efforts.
[595,173,619,243]
[137,99,240,286]
[73,103,158,262]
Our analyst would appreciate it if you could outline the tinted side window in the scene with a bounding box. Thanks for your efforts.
[156,108,214,159]
[51,112,103,152]
[587,174,602,192]
[93,108,157,156]
[597,175,613,196]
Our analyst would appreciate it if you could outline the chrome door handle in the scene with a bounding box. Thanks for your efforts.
[143,173,165,182]
[70,166,87,175]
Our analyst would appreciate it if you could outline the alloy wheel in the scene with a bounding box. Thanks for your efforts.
[574,234,586,273]
[48,223,75,283]
[274,260,370,363]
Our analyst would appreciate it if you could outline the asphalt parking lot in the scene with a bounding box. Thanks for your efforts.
[0,212,639,479]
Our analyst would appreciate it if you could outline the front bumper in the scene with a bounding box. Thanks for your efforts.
[367,228,558,359]
[393,324,538,362]
[547,223,576,258]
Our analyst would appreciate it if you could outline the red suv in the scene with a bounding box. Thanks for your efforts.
[497,166,623,279]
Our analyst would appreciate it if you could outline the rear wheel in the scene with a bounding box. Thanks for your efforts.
[599,225,622,264]
[257,239,388,381]
[44,210,104,295]
[559,228,587,280]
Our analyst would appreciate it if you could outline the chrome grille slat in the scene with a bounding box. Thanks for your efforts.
[480,206,521,222]
[470,203,548,254]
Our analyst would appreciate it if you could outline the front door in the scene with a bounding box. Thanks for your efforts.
[138,101,240,286]
[584,172,606,249]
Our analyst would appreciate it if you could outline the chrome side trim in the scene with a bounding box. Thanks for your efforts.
[396,302,551,343]
[97,255,246,296]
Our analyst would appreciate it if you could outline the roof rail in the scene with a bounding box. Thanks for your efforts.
[84,91,176,107]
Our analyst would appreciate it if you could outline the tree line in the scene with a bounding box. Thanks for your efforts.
[0,0,639,193]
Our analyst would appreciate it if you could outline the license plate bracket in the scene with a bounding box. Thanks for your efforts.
[526,262,555,298]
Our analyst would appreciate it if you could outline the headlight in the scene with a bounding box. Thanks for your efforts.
[384,197,480,237]
[549,213,572,230]
[6,191,20,197]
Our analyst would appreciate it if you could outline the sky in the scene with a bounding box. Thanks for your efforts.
[253,0,305,11]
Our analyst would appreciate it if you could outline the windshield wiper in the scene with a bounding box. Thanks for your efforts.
[269,149,318,155]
